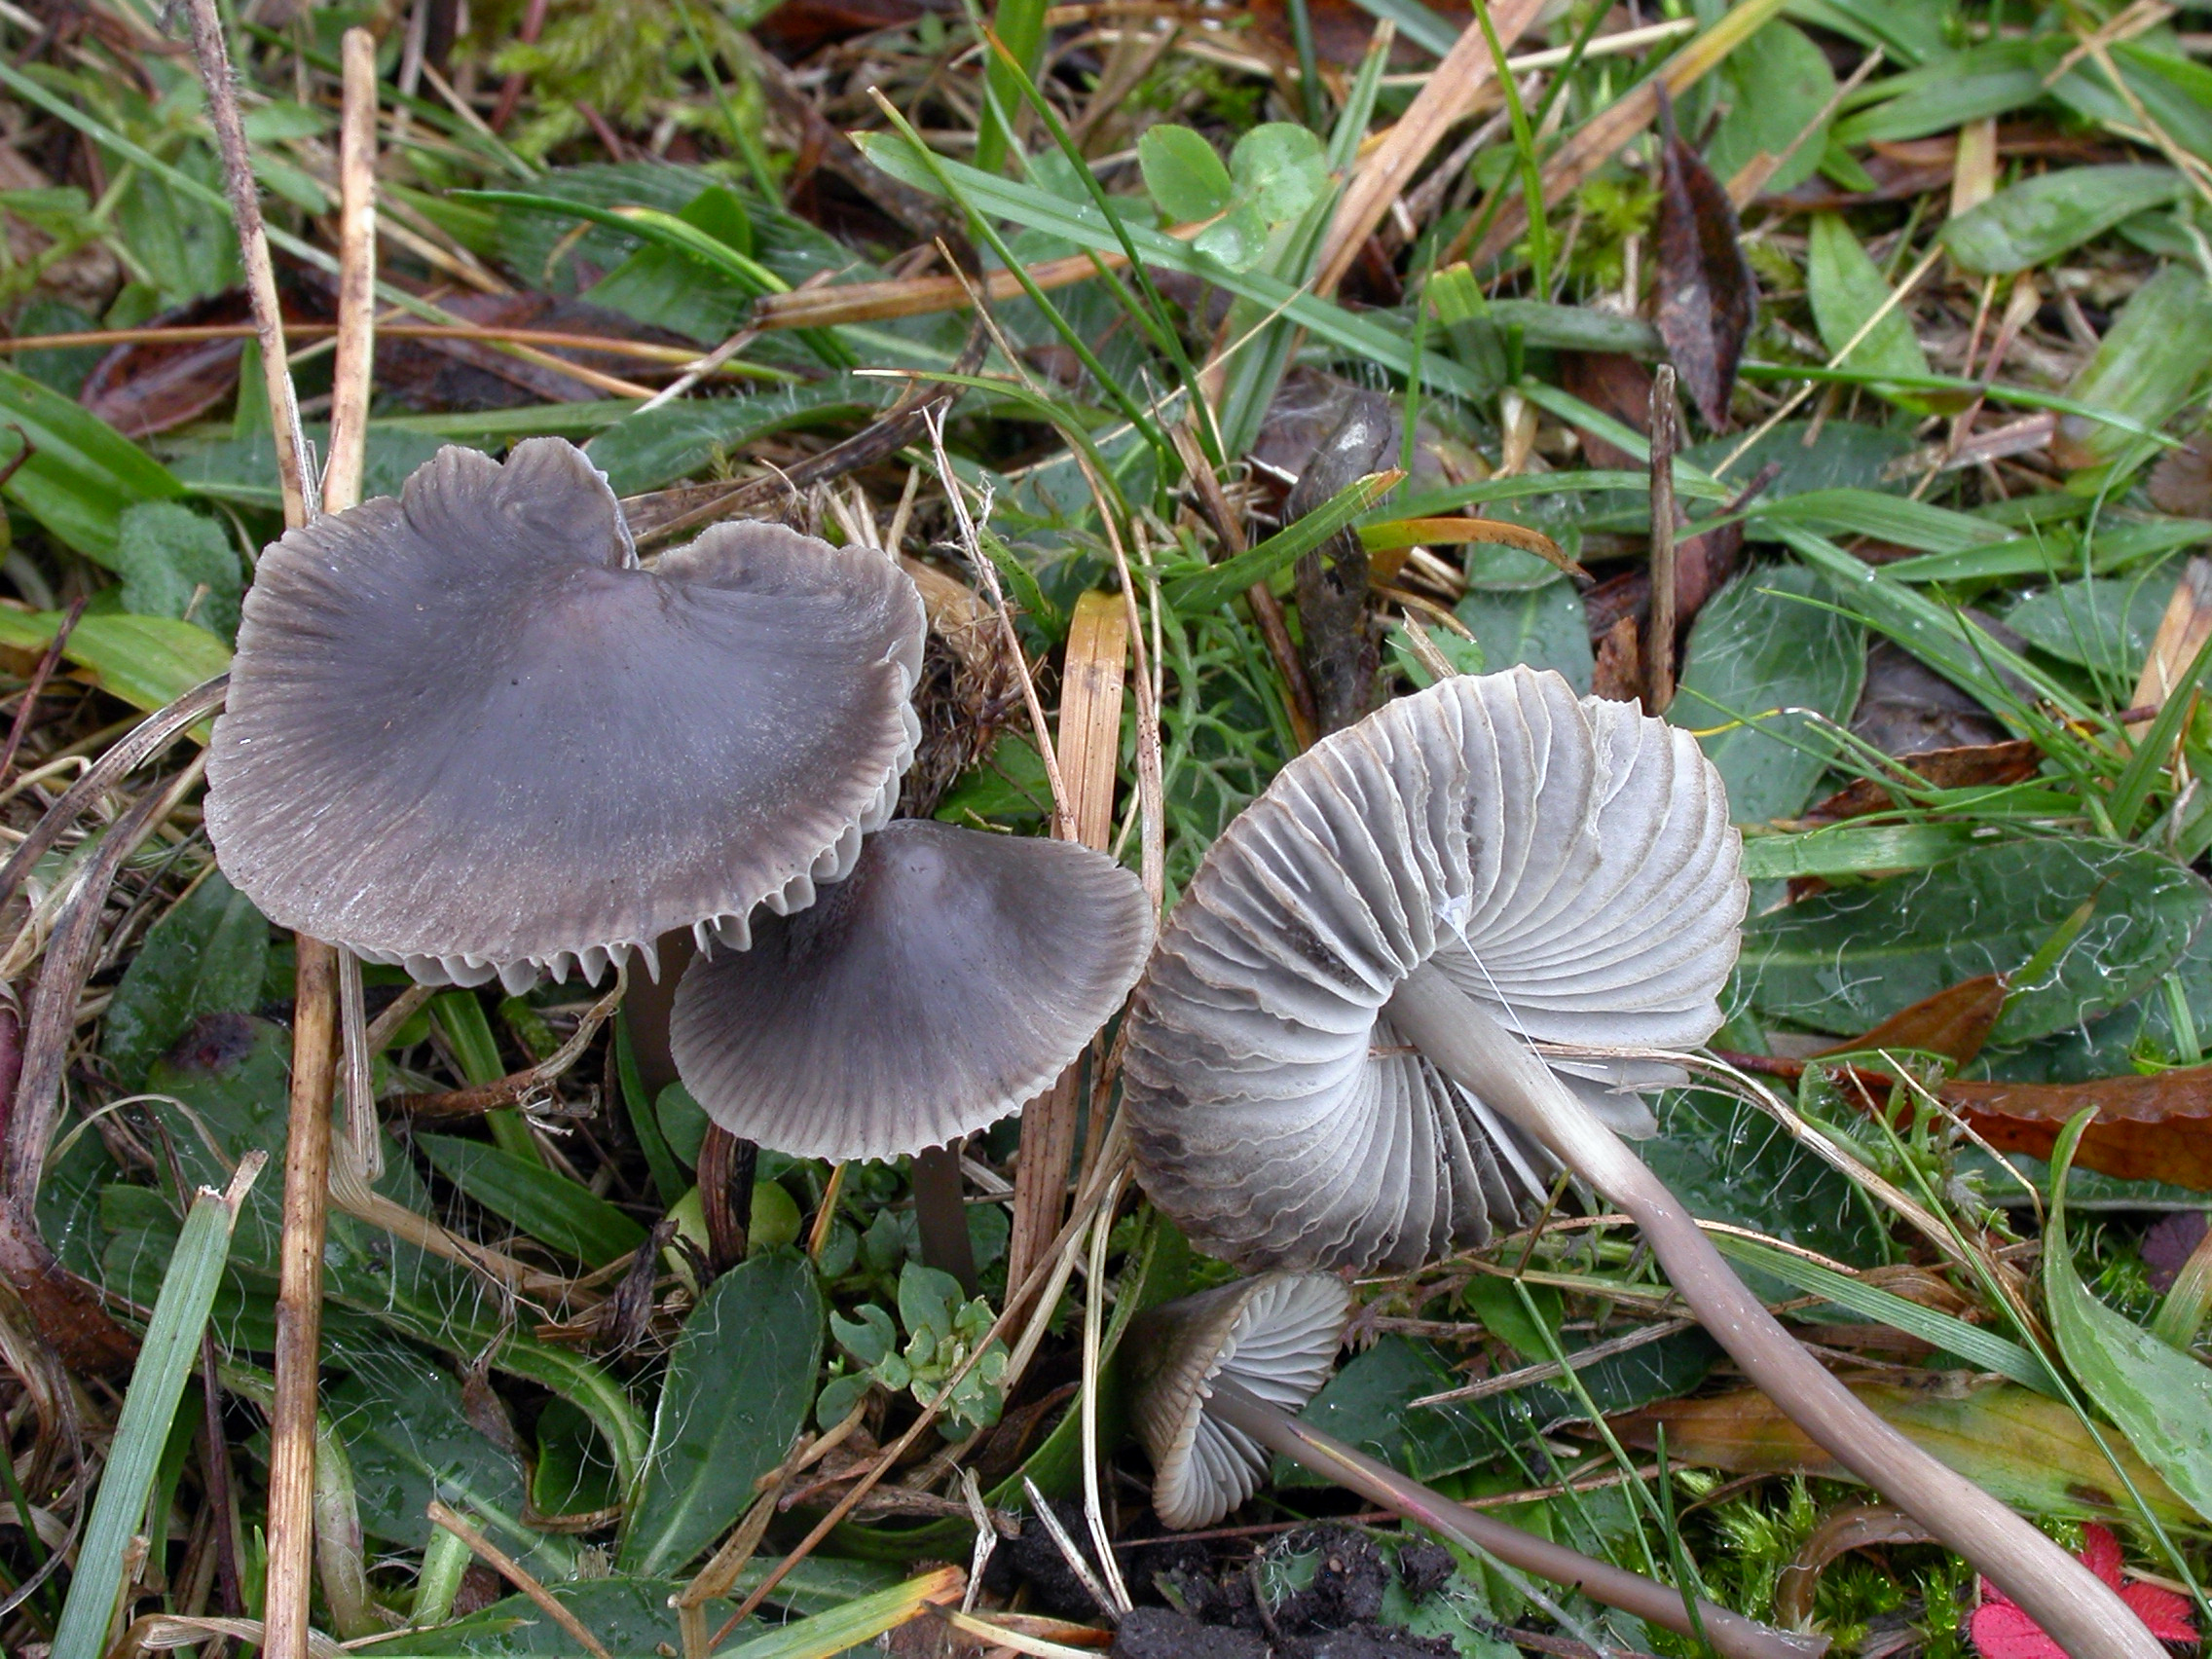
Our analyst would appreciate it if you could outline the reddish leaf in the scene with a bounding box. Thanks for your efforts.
[755,0,935,55]
[1952,1070,2212,1192]
[2143,1211,2208,1293]
[2151,434,2212,519]
[1653,91,1754,431]
[1817,973,2008,1067]
[1248,0,1472,67]
[1558,350,1651,469]
[1972,1525,2195,1656]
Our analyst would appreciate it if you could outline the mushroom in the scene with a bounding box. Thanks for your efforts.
[1124,667,2160,1659]
[1126,1272,1825,1659]
[206,438,925,993]
[670,818,1153,1163]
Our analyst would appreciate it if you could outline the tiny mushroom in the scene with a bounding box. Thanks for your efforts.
[670,818,1153,1163]
[1124,667,2161,1659]
[206,438,925,993]
[1126,1272,1824,1659]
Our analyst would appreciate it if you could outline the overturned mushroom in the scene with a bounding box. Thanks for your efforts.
[671,819,1152,1162]
[1127,1272,1823,1659]
[207,438,924,992]
[1124,667,2160,1659]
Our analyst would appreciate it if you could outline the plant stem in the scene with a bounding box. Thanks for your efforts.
[1383,962,2166,1659]
[1204,1377,1819,1659]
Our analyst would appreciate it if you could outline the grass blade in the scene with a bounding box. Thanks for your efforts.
[51,1156,265,1659]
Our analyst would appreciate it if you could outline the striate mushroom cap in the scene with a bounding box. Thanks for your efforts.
[669,818,1153,1162]
[1126,1272,1348,1530]
[1124,666,1745,1272]
[205,439,924,992]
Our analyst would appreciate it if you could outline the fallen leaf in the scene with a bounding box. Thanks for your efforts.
[1952,1068,2212,1190]
[2144,1211,2208,1295]
[1609,1382,2201,1530]
[1850,641,2010,757]
[1970,1524,2195,1659]
[1653,91,1755,430]
[1816,973,2008,1067]
[2149,434,2212,518]
[80,290,256,438]
[1775,1505,1934,1629]
[1248,0,1469,68]
[1558,350,1651,468]
[1801,739,2043,823]
[754,0,936,55]
[1288,391,1393,732]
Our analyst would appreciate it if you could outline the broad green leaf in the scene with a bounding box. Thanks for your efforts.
[586,183,758,344]
[2006,571,2179,681]
[533,1396,622,1518]
[1805,215,1938,411]
[112,501,242,641]
[1231,123,1328,223]
[1454,576,1592,692]
[418,1135,647,1269]
[2055,266,2212,469]
[1740,838,2210,1043]
[2046,1113,2212,1523]
[1137,125,1233,223]
[102,871,268,1087]
[1706,20,1836,195]
[0,610,231,715]
[50,1164,256,1659]
[1691,420,1916,499]
[327,1340,557,1567]
[620,1251,824,1576]
[0,363,185,562]
[1646,1087,1883,1276]
[1943,166,2185,275]
[14,297,104,395]
[1669,562,1864,824]
[1194,202,1269,269]
[117,145,240,305]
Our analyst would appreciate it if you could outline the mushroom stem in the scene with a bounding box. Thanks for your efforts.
[1203,1377,1822,1659]
[913,1145,977,1295]
[1385,963,2163,1659]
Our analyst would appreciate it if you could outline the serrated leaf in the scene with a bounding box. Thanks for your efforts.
[620,1251,824,1577]
[2046,1113,2212,1523]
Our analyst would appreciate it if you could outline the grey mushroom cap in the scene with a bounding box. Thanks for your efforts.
[670,819,1153,1162]
[1126,1273,1348,1530]
[205,439,924,992]
[1124,667,1745,1272]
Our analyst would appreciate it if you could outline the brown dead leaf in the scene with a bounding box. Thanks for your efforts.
[1774,1506,1935,1629]
[2149,435,2212,518]
[1801,739,2043,823]
[1558,350,1652,469]
[1591,613,1641,703]
[1249,0,1470,67]
[1948,1067,2212,1190]
[1816,974,2009,1068]
[80,291,256,438]
[1653,92,1754,431]
[754,0,938,55]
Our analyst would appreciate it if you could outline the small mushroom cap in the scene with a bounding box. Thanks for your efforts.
[206,439,923,990]
[1125,667,1745,1272]
[1126,1273,1348,1530]
[670,819,1153,1161]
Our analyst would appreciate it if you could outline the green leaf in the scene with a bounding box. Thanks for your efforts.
[533,1396,622,1519]
[417,1135,648,1269]
[0,362,186,562]
[2046,1113,2212,1523]
[2055,265,2212,469]
[1168,468,1402,612]
[1942,166,2186,275]
[1137,125,1234,224]
[327,1340,556,1567]
[1194,202,1270,270]
[897,1261,961,1345]
[1706,20,1837,195]
[2005,571,2179,680]
[832,1304,896,1369]
[1230,123,1328,224]
[112,501,242,641]
[1453,577,1590,692]
[1831,41,2050,148]
[1805,214,1937,411]
[619,1251,825,1576]
[1739,822,1987,881]
[50,1163,257,1659]
[102,871,268,1088]
[583,376,877,495]
[1669,562,1865,824]
[1740,838,2210,1043]
[0,610,231,715]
